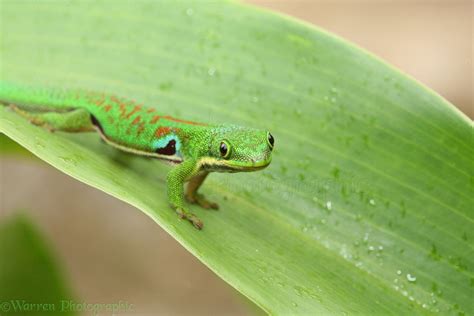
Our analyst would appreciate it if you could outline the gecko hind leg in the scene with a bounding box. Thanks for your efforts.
[185,172,219,210]
[9,105,94,132]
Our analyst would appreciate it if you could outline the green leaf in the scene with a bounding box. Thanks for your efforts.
[1,1,472,314]
[0,214,76,315]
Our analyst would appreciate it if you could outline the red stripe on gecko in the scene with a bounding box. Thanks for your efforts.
[150,115,160,124]
[94,97,105,107]
[126,105,142,119]
[119,104,127,118]
[132,116,141,125]
[155,127,172,138]
[137,122,145,135]
[162,115,206,126]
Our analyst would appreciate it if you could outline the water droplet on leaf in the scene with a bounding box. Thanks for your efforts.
[326,201,332,210]
[406,273,417,282]
[208,67,216,76]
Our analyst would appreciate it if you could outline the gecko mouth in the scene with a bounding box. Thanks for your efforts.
[209,159,271,172]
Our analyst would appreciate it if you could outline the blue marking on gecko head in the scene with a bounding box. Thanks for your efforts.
[153,134,181,156]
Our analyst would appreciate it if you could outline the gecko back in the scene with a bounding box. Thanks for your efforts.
[0,82,207,161]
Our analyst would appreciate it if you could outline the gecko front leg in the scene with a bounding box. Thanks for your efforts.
[167,159,204,229]
[185,171,219,210]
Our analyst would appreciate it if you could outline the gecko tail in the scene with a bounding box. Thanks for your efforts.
[0,81,76,111]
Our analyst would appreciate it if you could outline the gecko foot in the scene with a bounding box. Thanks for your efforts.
[175,207,203,230]
[185,193,219,210]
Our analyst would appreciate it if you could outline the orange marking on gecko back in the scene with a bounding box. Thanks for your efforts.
[104,104,112,112]
[146,108,156,113]
[132,116,141,125]
[150,115,161,124]
[155,126,172,138]
[119,103,127,118]
[110,95,120,103]
[126,105,142,119]
[95,98,105,106]
[137,122,146,136]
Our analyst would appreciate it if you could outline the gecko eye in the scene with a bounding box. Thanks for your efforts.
[219,140,231,159]
[267,132,274,150]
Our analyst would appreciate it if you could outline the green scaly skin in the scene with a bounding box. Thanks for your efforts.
[0,82,274,229]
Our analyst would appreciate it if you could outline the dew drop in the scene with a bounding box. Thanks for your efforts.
[369,199,376,206]
[326,201,332,210]
[294,286,304,297]
[34,137,45,148]
[363,233,369,243]
[59,156,77,166]
[397,270,402,275]
[208,67,216,76]
[292,302,298,307]
[406,273,417,282]
[186,8,194,16]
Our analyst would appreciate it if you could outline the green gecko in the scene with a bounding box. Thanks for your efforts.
[0,82,274,229]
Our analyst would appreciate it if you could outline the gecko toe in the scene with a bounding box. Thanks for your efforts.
[175,207,203,230]
[186,193,219,211]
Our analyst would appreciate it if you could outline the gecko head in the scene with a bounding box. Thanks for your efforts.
[205,125,274,172]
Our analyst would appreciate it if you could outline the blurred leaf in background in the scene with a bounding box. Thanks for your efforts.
[0,0,472,315]
[0,134,34,158]
[0,214,75,315]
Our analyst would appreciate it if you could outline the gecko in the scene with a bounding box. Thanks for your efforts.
[0,82,274,229]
